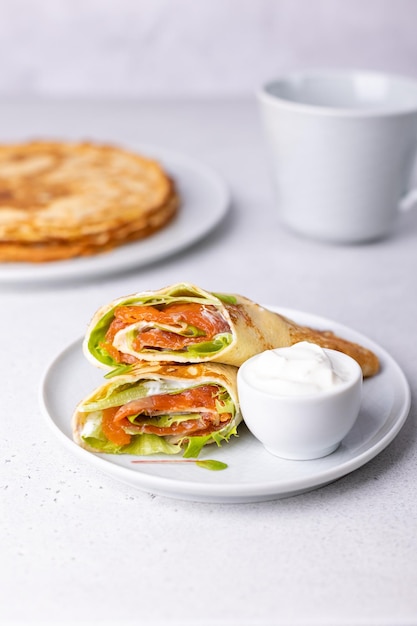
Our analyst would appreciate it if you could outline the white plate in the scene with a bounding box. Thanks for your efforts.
[0,145,229,283]
[39,308,411,503]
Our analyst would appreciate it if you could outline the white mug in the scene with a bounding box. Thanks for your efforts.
[258,70,417,243]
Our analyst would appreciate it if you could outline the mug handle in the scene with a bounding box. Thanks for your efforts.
[400,188,417,212]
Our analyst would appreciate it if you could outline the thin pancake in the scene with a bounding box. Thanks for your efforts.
[0,193,178,262]
[0,140,179,262]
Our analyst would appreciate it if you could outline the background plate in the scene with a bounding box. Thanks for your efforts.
[0,145,229,283]
[39,307,411,503]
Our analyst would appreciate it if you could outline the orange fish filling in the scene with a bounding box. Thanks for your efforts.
[101,406,132,447]
[101,385,232,446]
[101,302,230,364]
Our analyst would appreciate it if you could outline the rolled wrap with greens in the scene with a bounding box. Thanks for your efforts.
[72,361,241,457]
[83,282,297,370]
[83,282,379,377]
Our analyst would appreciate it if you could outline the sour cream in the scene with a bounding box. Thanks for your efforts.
[237,341,363,459]
[243,341,347,396]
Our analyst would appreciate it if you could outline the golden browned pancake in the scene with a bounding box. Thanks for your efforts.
[0,140,179,262]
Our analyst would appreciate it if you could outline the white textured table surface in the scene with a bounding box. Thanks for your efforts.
[1,98,416,626]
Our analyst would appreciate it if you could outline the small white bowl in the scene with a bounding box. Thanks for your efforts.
[237,347,363,460]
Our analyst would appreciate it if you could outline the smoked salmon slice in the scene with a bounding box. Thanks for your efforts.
[101,385,231,445]
[102,303,231,364]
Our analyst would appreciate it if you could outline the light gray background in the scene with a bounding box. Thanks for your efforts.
[1,0,417,98]
[2,3,417,625]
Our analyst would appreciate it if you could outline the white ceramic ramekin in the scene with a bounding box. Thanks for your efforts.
[237,348,363,460]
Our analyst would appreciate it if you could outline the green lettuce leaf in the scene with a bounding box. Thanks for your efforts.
[182,424,238,458]
[104,364,135,379]
[80,382,149,412]
[125,412,197,429]
[87,296,140,367]
[185,333,232,357]
[211,293,237,305]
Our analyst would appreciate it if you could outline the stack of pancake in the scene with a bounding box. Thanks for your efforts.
[0,141,179,262]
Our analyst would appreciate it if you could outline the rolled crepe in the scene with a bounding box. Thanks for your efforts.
[83,282,379,377]
[72,361,241,457]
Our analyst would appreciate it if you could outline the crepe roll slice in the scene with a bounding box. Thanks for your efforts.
[72,362,241,458]
[83,281,302,370]
[83,282,379,377]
